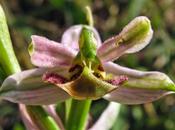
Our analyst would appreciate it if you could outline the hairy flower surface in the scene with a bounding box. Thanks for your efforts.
[0,16,175,105]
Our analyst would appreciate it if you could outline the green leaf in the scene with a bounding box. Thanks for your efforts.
[0,5,21,75]
[0,65,6,84]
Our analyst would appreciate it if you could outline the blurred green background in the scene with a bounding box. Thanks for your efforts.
[0,0,175,130]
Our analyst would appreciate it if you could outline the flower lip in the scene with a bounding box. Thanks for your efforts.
[44,66,118,100]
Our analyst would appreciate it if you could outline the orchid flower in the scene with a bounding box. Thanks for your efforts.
[0,16,175,105]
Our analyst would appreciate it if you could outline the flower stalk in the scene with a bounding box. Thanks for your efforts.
[66,99,91,130]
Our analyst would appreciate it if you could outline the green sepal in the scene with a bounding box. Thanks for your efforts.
[118,17,151,46]
[123,72,175,92]
[73,26,101,69]
[28,42,34,56]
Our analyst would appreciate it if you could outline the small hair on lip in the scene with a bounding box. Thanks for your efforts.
[42,72,67,84]
[107,75,128,86]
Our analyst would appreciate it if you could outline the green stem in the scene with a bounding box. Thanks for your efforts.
[55,98,72,125]
[65,98,72,123]
[0,5,61,130]
[66,99,91,130]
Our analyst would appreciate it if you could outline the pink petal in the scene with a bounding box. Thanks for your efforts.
[103,62,175,104]
[19,104,39,130]
[61,25,102,52]
[98,16,153,62]
[2,86,69,105]
[103,62,147,77]
[0,68,70,105]
[44,105,65,130]
[104,87,173,105]
[30,35,76,68]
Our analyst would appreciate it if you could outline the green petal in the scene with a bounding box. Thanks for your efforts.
[104,62,175,104]
[98,16,153,62]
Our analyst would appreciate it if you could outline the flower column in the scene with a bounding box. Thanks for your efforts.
[66,7,94,130]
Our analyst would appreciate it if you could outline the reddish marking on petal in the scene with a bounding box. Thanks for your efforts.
[98,65,104,71]
[108,75,128,86]
[69,65,83,80]
[42,73,67,84]
[69,64,82,72]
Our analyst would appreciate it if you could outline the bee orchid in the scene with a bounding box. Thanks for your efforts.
[1,16,175,105]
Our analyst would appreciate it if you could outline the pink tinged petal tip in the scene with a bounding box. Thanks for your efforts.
[61,25,102,52]
[30,35,76,68]
[107,75,128,86]
[0,68,70,105]
[103,62,175,104]
[98,16,153,62]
